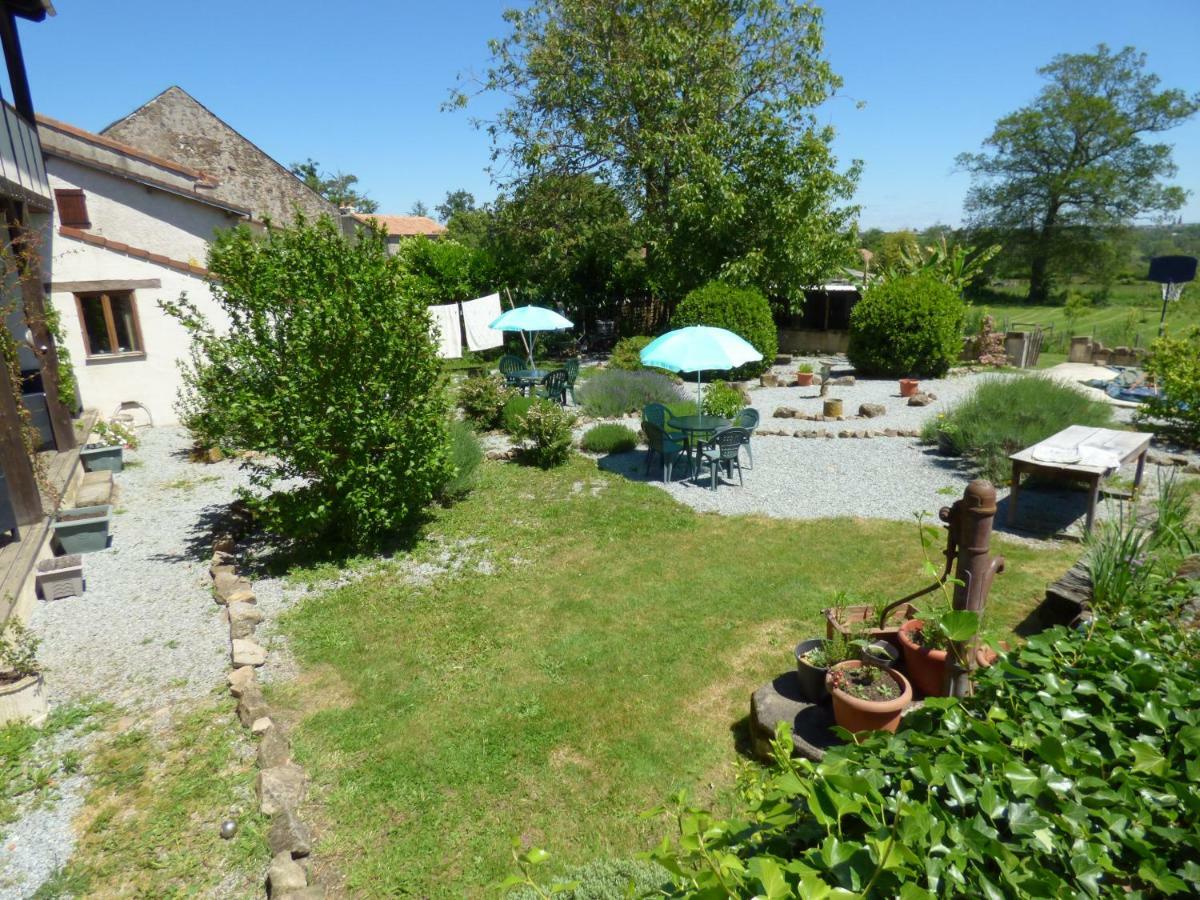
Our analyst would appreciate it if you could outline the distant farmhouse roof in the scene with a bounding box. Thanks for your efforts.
[355,213,446,238]
[99,86,338,225]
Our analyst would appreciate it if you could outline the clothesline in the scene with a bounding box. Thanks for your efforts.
[428,292,504,359]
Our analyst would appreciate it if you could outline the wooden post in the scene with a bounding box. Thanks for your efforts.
[0,7,35,124]
[0,355,42,526]
[4,201,76,450]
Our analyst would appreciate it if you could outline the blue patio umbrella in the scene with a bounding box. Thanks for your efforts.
[489,305,574,368]
[640,326,763,416]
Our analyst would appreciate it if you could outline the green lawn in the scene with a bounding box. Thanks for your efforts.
[972,279,1200,361]
[270,457,1078,896]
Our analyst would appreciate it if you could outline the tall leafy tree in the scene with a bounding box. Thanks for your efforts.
[958,45,1198,303]
[453,0,859,307]
[289,158,379,213]
[409,200,431,217]
[435,189,478,223]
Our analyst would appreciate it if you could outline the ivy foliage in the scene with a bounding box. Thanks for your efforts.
[165,216,451,549]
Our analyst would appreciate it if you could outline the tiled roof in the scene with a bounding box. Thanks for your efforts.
[354,213,446,237]
[58,226,210,278]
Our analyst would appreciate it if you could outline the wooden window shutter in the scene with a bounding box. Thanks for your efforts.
[54,189,90,228]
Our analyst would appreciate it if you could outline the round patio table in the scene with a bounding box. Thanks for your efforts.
[510,369,550,394]
[668,414,730,474]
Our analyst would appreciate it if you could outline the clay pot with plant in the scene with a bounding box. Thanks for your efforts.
[897,608,980,697]
[0,619,47,726]
[826,660,912,734]
[796,364,814,387]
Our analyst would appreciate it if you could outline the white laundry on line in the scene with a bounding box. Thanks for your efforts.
[461,292,504,352]
[428,303,462,359]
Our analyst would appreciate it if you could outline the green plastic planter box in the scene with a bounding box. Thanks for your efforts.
[52,505,111,554]
[80,443,123,473]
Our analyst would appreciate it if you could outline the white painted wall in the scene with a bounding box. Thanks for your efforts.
[46,158,239,425]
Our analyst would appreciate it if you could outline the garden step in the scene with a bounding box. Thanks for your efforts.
[74,470,113,508]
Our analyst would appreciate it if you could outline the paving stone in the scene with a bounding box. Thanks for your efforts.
[258,763,307,816]
[227,665,256,698]
[268,852,308,894]
[232,638,267,667]
[269,807,313,857]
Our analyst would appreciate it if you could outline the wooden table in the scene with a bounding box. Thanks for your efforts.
[1008,425,1153,533]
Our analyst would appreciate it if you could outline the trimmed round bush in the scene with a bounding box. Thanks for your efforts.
[848,273,964,377]
[458,374,516,430]
[671,281,777,378]
[576,369,686,418]
[609,335,655,370]
[702,380,745,419]
[441,419,482,498]
[580,423,639,454]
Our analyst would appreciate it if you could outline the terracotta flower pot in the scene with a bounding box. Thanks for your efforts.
[897,619,947,697]
[796,372,814,387]
[826,660,912,734]
[899,378,919,398]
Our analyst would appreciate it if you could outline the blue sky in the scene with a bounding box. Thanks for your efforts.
[19,1,1200,229]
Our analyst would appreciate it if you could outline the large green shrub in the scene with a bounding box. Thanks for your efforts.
[921,375,1113,482]
[458,374,516,430]
[502,395,538,434]
[577,369,687,418]
[848,273,964,377]
[609,335,655,370]
[441,420,483,498]
[671,281,776,378]
[165,216,451,549]
[1135,328,1200,446]
[515,402,577,468]
[580,423,639,454]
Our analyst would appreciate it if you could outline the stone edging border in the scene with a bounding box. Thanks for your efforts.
[210,536,324,900]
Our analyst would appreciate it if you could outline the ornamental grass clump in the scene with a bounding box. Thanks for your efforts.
[921,375,1113,483]
[580,423,639,454]
[165,216,451,550]
[440,420,483,499]
[577,369,686,418]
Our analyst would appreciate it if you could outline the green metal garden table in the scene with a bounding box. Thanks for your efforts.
[669,414,731,475]
[510,369,551,395]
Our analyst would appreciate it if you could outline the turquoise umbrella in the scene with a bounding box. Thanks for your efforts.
[489,305,574,368]
[640,326,763,416]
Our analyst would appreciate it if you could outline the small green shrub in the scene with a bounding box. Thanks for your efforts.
[609,335,655,370]
[797,363,813,374]
[515,402,577,468]
[672,281,776,378]
[0,619,40,678]
[502,395,537,434]
[458,374,516,430]
[701,380,744,419]
[577,369,686,418]
[580,423,639,454]
[441,420,482,498]
[922,375,1113,482]
[1135,328,1200,446]
[848,272,964,377]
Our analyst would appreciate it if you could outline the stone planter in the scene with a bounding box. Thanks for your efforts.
[80,443,124,473]
[822,398,843,417]
[36,554,84,600]
[52,505,111,554]
[0,672,48,726]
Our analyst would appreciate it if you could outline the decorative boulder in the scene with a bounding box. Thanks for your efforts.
[858,403,886,418]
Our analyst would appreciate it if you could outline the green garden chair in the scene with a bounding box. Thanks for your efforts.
[698,427,749,491]
[735,407,760,468]
[642,403,684,440]
[563,358,580,405]
[498,354,525,387]
[643,421,688,483]
[537,369,569,405]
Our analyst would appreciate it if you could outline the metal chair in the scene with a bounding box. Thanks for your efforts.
[563,358,580,405]
[498,354,525,387]
[698,427,749,491]
[537,369,569,405]
[734,408,760,468]
[643,421,688,482]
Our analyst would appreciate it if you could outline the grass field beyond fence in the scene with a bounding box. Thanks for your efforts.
[270,458,1077,895]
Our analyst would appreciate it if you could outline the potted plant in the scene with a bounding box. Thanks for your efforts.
[899,378,920,398]
[52,505,112,554]
[826,660,911,734]
[79,420,138,473]
[824,591,918,648]
[0,619,47,726]
[897,608,980,697]
[860,639,899,669]
[35,554,84,601]
[796,364,815,387]
[794,632,852,703]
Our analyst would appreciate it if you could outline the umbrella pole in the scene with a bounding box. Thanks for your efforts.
[529,332,537,369]
[696,370,703,417]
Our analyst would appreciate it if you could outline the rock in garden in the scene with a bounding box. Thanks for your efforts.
[258,763,307,816]
[204,447,224,464]
[760,373,779,387]
[268,852,308,894]
[907,393,934,407]
[831,375,856,386]
[228,665,256,698]
[226,587,256,605]
[859,403,886,418]
[258,725,292,769]
[212,534,236,555]
[838,430,851,438]
[277,888,326,900]
[213,570,253,604]
[237,682,271,727]
[252,716,273,735]
[884,428,898,437]
[269,807,313,857]
[232,638,268,668]
[227,602,265,640]
[210,549,235,572]
[773,406,799,419]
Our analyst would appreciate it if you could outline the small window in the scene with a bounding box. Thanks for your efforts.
[54,189,90,228]
[75,291,144,358]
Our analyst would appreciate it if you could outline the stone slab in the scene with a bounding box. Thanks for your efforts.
[749,671,841,763]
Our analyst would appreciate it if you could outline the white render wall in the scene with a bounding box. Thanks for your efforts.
[46,158,238,425]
